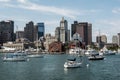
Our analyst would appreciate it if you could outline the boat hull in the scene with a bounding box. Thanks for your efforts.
[88,56,104,60]
[64,62,82,68]
[3,57,27,62]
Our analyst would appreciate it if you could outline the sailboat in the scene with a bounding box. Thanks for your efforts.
[64,42,82,68]
[64,33,84,68]
[64,57,82,68]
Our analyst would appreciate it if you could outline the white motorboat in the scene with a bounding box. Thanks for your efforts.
[64,58,82,68]
[88,55,104,60]
[100,46,116,55]
[105,50,116,55]
[85,49,99,56]
[3,51,28,62]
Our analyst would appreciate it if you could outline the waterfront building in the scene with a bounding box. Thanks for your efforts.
[3,38,34,51]
[44,34,57,51]
[112,35,118,44]
[118,33,120,46]
[69,33,84,49]
[48,41,63,52]
[101,35,107,43]
[72,33,82,42]
[24,21,34,42]
[71,21,92,45]
[0,20,14,44]
[16,31,24,39]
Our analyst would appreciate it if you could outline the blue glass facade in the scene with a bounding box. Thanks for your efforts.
[37,23,45,39]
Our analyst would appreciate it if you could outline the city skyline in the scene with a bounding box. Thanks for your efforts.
[0,0,120,42]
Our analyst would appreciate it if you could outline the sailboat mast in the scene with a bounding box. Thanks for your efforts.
[37,30,39,53]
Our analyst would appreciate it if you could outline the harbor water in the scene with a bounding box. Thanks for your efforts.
[0,53,120,80]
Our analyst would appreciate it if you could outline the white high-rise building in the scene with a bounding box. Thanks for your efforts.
[59,17,70,43]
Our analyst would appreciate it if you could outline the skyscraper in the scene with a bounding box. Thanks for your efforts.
[60,17,68,43]
[55,27,60,41]
[55,17,70,43]
[24,21,34,42]
[71,21,92,45]
[37,23,45,39]
[0,20,14,44]
[112,35,118,44]
[34,23,45,41]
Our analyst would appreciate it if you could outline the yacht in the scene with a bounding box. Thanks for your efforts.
[88,54,104,60]
[3,51,28,62]
[101,46,116,55]
[85,49,99,56]
[64,58,82,68]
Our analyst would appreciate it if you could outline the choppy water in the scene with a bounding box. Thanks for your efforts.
[0,53,120,80]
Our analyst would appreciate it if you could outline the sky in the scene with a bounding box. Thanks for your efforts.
[0,0,120,42]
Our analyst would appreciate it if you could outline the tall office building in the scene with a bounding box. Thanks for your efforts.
[55,17,70,43]
[60,17,68,43]
[0,20,14,44]
[24,21,34,42]
[88,23,92,45]
[34,23,45,41]
[55,27,60,41]
[67,30,70,42]
[71,21,92,45]
[118,33,120,46]
[112,35,118,44]
[37,23,45,39]
[101,35,107,43]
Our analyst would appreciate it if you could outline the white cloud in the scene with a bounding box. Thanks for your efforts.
[0,0,78,19]
[92,19,120,42]
[17,0,26,3]
[99,20,120,27]
[16,1,78,19]
[0,0,100,19]
[112,8,120,14]
[44,21,59,26]
[0,0,11,2]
